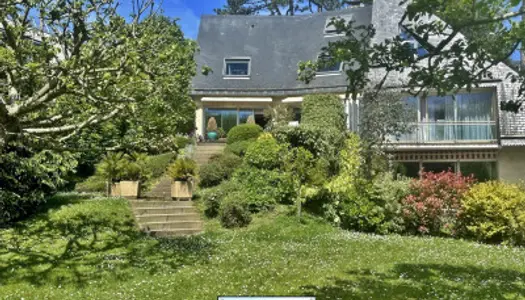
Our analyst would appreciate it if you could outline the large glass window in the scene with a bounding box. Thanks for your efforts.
[394,161,497,181]
[205,109,238,133]
[396,90,496,143]
[457,92,494,140]
[395,162,420,178]
[422,162,456,173]
[205,108,267,135]
[460,161,497,182]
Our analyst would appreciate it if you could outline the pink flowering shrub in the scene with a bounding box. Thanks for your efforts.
[402,170,475,236]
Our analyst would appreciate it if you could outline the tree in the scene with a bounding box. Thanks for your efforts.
[214,0,372,16]
[0,0,196,151]
[300,0,525,113]
[0,0,196,223]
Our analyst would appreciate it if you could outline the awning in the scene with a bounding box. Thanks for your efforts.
[201,97,272,103]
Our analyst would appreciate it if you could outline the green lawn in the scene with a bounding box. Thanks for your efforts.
[2,194,525,299]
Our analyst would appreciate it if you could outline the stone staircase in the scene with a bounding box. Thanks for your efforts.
[143,176,172,199]
[194,142,226,166]
[129,200,203,237]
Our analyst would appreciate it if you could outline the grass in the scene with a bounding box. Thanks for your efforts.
[2,194,525,299]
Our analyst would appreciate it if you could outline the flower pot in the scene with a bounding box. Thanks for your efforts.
[207,131,218,141]
[171,181,193,199]
[120,181,140,198]
[110,182,121,197]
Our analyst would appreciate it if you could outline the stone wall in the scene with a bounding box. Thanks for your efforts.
[498,147,525,182]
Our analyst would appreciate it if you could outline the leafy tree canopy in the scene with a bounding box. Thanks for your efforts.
[0,0,196,152]
[299,0,525,112]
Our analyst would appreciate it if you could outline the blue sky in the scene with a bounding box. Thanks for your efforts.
[119,0,225,39]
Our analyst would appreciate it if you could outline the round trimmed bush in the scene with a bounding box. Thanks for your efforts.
[201,180,241,218]
[219,194,252,228]
[244,133,283,170]
[461,181,525,245]
[199,153,242,188]
[226,124,263,145]
[301,94,346,131]
[225,140,254,157]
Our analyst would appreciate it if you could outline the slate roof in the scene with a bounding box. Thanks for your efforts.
[191,6,373,96]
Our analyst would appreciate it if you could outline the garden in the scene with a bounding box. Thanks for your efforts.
[198,94,525,247]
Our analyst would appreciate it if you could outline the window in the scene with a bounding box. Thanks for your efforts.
[399,26,429,57]
[460,161,497,182]
[204,108,266,135]
[395,91,496,143]
[395,161,497,181]
[317,54,342,74]
[324,15,352,36]
[224,58,251,76]
[422,162,456,174]
[395,162,420,178]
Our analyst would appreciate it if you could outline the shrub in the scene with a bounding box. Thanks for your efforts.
[460,181,525,245]
[75,175,106,193]
[227,124,263,144]
[233,166,296,209]
[219,194,252,228]
[225,140,254,157]
[146,152,176,179]
[168,158,197,181]
[0,149,77,225]
[402,171,475,236]
[217,127,226,138]
[201,180,242,218]
[370,173,411,233]
[264,104,294,130]
[199,152,243,188]
[121,152,152,182]
[244,133,284,170]
[301,94,346,131]
[272,125,345,175]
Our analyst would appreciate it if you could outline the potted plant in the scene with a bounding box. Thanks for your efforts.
[168,157,197,199]
[97,152,126,197]
[217,127,227,142]
[207,117,218,141]
[119,153,151,199]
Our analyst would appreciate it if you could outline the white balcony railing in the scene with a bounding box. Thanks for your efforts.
[392,121,497,143]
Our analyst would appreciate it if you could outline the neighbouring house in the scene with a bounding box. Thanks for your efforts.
[191,1,525,182]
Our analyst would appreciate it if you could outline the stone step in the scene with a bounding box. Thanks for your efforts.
[129,200,196,208]
[139,221,203,230]
[136,213,201,223]
[133,206,197,215]
[148,228,202,237]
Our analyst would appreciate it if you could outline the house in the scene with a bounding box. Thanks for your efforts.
[191,1,525,183]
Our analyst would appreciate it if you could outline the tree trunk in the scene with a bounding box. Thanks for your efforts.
[520,0,525,71]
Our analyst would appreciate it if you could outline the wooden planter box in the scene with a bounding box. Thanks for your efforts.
[120,181,140,198]
[110,182,121,197]
[171,181,193,199]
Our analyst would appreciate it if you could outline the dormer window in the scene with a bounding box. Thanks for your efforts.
[399,26,430,57]
[316,54,342,74]
[223,58,251,77]
[324,15,352,36]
